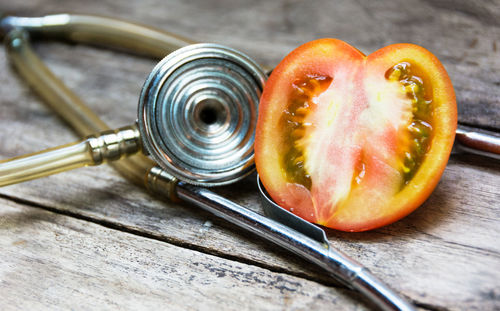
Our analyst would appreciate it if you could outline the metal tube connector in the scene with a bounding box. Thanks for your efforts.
[88,125,142,164]
[146,166,179,202]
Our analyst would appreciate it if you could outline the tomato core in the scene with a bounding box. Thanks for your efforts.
[280,62,435,192]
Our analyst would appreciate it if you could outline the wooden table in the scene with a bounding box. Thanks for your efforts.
[1,1,499,310]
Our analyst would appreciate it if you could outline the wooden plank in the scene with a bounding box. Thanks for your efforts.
[0,0,499,310]
[0,197,371,310]
[2,152,498,310]
[3,0,498,129]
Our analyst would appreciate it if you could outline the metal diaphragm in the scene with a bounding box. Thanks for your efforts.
[138,43,266,186]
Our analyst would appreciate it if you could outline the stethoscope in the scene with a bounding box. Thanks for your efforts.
[1,13,499,311]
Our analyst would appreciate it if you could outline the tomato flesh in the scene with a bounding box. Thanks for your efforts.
[255,39,457,232]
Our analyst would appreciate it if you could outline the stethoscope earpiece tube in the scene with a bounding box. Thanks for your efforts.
[1,14,194,58]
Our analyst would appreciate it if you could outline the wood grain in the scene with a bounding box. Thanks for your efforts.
[0,0,499,310]
[2,0,500,129]
[0,198,371,311]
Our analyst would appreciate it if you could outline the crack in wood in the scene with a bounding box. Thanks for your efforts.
[0,192,339,285]
[0,192,444,310]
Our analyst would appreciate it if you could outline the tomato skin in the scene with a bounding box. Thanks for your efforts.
[255,39,456,232]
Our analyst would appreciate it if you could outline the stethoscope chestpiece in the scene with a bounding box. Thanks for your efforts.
[138,43,266,186]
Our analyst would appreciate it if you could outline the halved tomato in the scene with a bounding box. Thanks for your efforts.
[255,39,457,232]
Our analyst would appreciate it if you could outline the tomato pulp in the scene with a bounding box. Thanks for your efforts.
[255,39,457,232]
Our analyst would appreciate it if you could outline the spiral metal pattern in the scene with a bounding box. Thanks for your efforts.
[138,43,266,186]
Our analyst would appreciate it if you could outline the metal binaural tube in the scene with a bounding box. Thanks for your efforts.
[454,125,500,160]
[175,182,415,311]
[352,269,415,311]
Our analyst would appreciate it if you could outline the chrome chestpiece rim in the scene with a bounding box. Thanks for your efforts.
[138,43,266,186]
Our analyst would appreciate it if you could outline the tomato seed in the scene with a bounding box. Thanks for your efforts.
[280,75,333,189]
[386,62,434,185]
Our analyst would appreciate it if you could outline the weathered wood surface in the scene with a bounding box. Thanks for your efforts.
[0,0,499,310]
[0,198,370,311]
